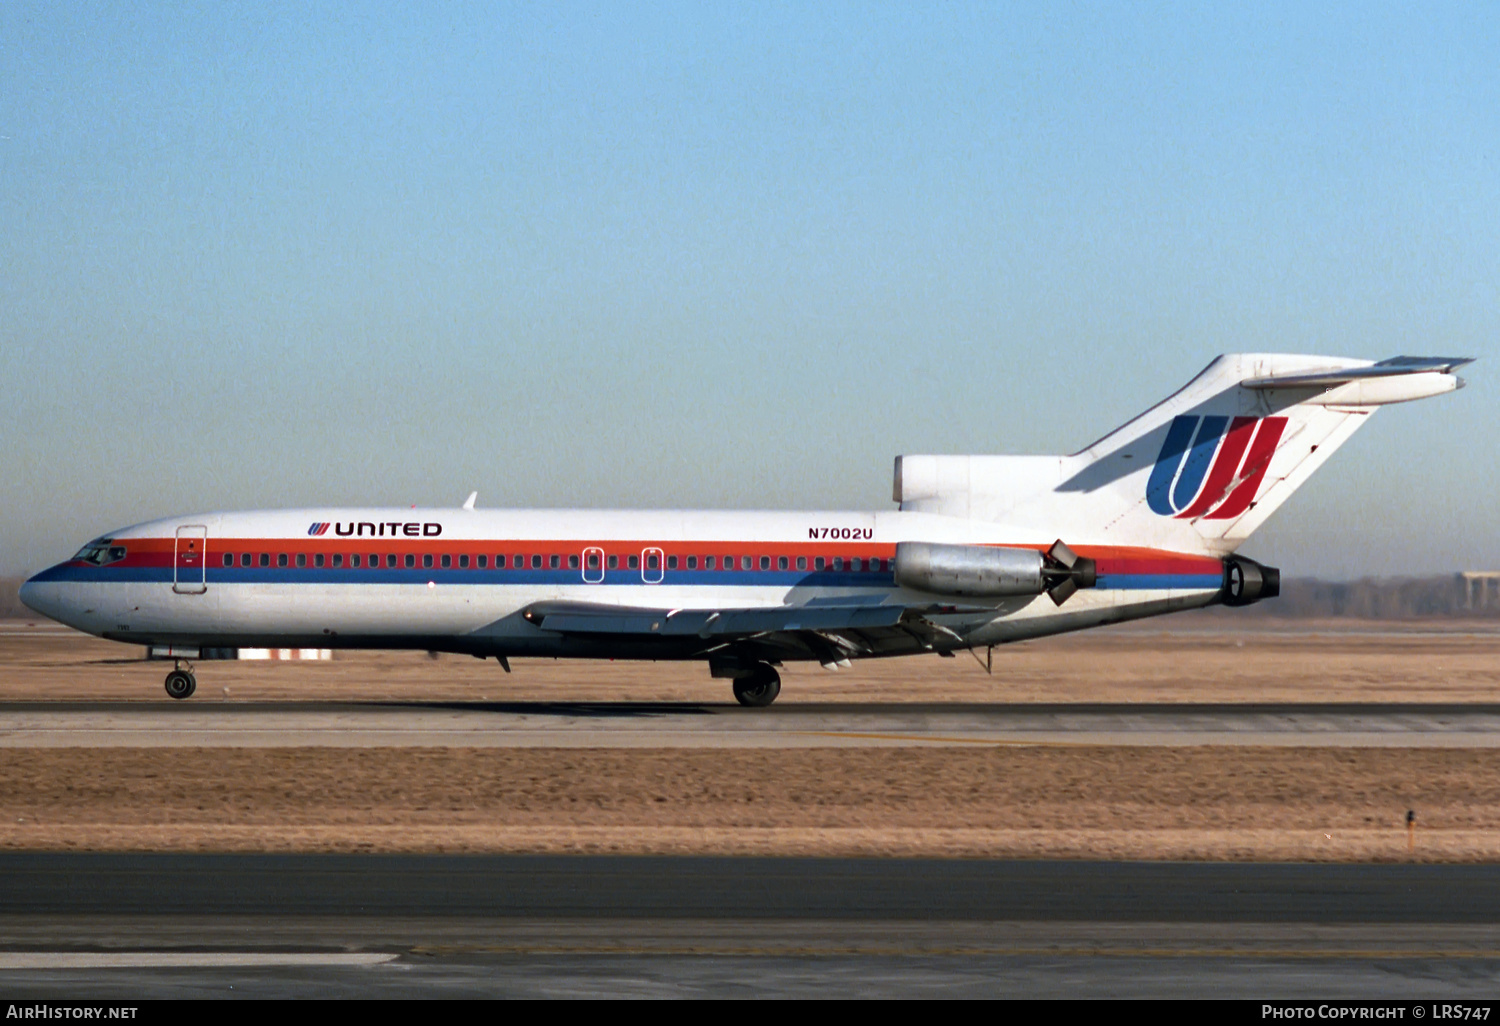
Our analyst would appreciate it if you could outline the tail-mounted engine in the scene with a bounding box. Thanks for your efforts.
[894,540,1097,606]
[1220,555,1280,607]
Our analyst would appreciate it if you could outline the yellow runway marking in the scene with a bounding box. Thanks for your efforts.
[793,730,1090,747]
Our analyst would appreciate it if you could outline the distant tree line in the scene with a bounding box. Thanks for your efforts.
[1232,575,1500,620]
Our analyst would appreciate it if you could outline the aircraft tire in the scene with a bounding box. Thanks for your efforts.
[164,670,196,700]
[732,665,781,708]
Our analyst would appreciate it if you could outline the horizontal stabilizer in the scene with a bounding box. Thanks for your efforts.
[1243,355,1473,390]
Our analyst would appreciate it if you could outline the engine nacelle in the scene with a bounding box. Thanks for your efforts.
[894,542,1047,598]
[1221,555,1280,607]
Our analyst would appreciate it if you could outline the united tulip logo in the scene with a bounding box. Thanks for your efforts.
[1146,415,1287,520]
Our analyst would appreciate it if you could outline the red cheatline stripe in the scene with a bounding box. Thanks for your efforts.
[1175,416,1257,519]
[1204,417,1288,520]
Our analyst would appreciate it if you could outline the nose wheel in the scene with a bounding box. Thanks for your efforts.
[164,663,197,700]
[731,664,781,708]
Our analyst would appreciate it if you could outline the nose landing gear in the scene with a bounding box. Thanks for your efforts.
[164,661,197,700]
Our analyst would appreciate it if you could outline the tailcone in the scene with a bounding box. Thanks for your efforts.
[1220,556,1279,607]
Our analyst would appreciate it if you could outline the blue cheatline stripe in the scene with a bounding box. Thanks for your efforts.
[1096,574,1223,590]
[1172,415,1227,513]
[32,565,1225,593]
[1146,416,1200,516]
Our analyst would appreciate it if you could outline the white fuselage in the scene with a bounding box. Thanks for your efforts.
[21,506,1227,661]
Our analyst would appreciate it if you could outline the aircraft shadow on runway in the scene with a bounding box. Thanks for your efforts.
[386,700,724,718]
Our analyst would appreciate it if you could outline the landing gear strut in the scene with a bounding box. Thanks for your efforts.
[164,661,197,700]
[731,664,781,708]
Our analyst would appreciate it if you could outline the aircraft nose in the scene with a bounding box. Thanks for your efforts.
[18,575,62,622]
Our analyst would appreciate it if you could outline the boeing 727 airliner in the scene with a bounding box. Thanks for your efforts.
[20,353,1472,705]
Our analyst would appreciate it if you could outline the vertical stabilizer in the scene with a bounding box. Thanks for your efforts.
[896,354,1470,554]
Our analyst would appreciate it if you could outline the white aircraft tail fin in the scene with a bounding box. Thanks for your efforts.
[895,354,1471,554]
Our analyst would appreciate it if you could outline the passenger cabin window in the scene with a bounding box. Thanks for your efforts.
[628,555,639,570]
[646,553,660,571]
[296,554,307,568]
[222,554,233,567]
[351,555,361,568]
[241,553,251,568]
[314,554,325,568]
[423,554,434,569]
[331,554,342,568]
[477,555,487,569]
[778,556,788,570]
[832,557,843,571]
[796,556,807,570]
[278,554,289,568]
[459,555,469,569]
[568,554,579,570]
[587,552,600,570]
[259,553,270,567]
[549,555,560,569]
[607,554,619,570]
[704,556,715,570]
[531,555,542,570]
[850,557,861,572]
[386,554,397,568]
[687,556,697,570]
[440,555,451,569]
[667,555,678,570]
[404,554,415,569]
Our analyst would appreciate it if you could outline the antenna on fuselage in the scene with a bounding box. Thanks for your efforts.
[462,491,478,511]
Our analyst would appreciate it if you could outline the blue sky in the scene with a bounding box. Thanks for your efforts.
[3,2,1496,578]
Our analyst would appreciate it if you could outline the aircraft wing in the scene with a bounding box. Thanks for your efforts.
[523,600,906,636]
[518,599,970,667]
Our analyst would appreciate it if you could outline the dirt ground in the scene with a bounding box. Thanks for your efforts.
[2,620,1500,860]
[4,617,1500,705]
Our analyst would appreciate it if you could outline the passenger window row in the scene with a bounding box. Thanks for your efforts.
[218,552,890,572]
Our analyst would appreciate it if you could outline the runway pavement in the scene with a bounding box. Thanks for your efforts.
[3,857,1500,997]
[5,700,1500,748]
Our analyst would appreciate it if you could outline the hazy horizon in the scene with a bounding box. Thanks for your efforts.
[4,3,1496,581]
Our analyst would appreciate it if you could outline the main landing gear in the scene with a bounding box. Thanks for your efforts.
[731,664,781,708]
[164,661,197,700]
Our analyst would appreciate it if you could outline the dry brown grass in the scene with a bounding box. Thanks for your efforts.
[5,623,1500,860]
[0,745,1494,861]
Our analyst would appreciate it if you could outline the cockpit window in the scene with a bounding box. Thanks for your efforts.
[73,542,127,566]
